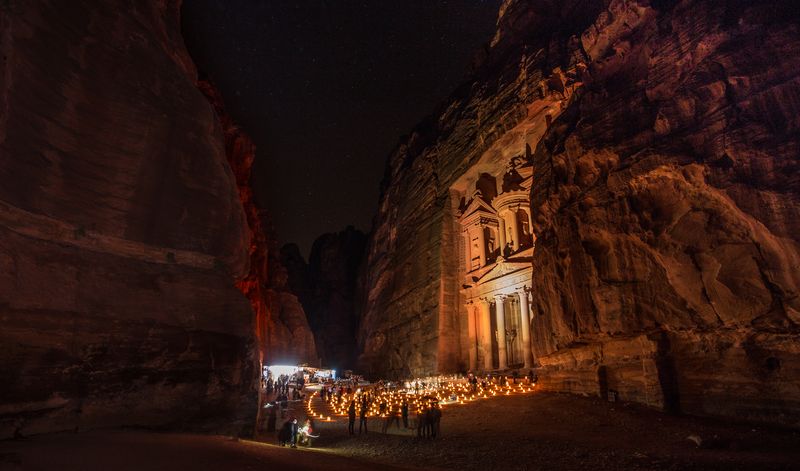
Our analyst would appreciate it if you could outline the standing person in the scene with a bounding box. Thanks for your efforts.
[416,407,427,438]
[289,417,299,448]
[401,400,409,429]
[347,400,356,435]
[431,403,442,438]
[267,403,277,432]
[424,405,434,438]
[359,400,369,434]
[278,419,291,446]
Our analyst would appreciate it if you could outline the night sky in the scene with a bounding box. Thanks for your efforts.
[181,0,501,257]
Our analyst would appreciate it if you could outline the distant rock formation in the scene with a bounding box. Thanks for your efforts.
[282,227,367,371]
[359,0,800,427]
[261,217,318,366]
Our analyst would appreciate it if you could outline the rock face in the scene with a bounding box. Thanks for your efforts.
[282,227,366,371]
[359,0,800,426]
[261,219,318,366]
[0,1,256,438]
[196,84,317,369]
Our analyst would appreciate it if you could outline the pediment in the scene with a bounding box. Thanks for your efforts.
[459,197,497,222]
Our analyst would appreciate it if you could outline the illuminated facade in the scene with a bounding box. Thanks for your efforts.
[455,155,535,372]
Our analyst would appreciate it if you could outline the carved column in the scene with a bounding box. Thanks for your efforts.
[476,225,486,267]
[498,215,507,254]
[525,208,534,241]
[494,294,508,370]
[478,298,492,371]
[463,231,472,270]
[509,211,520,251]
[517,288,532,368]
[466,304,477,372]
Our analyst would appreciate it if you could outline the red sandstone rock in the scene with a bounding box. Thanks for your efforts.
[196,83,317,369]
[0,1,255,438]
[281,227,367,370]
[359,0,800,427]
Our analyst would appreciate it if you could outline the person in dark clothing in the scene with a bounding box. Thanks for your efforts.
[430,404,442,438]
[267,403,277,432]
[278,420,292,446]
[347,400,356,435]
[289,418,299,448]
[416,407,427,438]
[424,406,434,438]
[401,400,409,428]
[359,401,369,434]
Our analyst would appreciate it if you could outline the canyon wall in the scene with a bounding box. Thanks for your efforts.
[0,0,256,438]
[282,227,366,371]
[360,0,800,426]
[197,84,318,369]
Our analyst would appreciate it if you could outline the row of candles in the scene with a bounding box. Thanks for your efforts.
[306,376,535,422]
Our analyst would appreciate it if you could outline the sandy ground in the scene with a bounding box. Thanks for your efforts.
[294,390,800,471]
[2,391,799,470]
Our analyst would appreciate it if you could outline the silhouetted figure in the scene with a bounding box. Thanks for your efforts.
[278,420,292,446]
[267,403,277,432]
[401,401,409,428]
[416,408,427,438]
[431,405,442,438]
[359,402,368,434]
[289,418,299,448]
[348,401,356,435]
[424,406,434,438]
[503,242,513,258]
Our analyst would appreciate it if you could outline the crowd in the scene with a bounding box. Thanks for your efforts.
[262,371,537,448]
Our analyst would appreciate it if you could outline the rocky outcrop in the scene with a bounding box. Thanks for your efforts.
[196,84,317,369]
[359,0,800,426]
[0,1,255,438]
[282,227,366,371]
[261,218,318,366]
[528,0,800,426]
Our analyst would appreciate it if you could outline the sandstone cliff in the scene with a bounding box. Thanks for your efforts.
[0,0,255,438]
[261,218,318,366]
[196,84,318,369]
[282,227,366,371]
[359,0,800,426]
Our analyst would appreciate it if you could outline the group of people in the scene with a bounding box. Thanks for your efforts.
[318,376,361,403]
[265,373,304,397]
[277,417,317,448]
[344,392,441,439]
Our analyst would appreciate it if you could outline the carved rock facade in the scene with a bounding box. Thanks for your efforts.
[359,0,800,426]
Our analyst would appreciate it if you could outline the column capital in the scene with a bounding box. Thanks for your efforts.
[493,293,506,301]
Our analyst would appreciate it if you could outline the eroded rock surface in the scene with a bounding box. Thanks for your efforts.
[196,84,317,369]
[0,0,255,438]
[282,227,366,371]
[359,0,800,426]
[528,0,800,425]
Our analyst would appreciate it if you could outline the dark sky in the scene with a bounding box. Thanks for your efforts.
[181,0,501,257]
